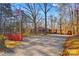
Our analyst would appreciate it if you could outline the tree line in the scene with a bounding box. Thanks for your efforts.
[0,3,79,35]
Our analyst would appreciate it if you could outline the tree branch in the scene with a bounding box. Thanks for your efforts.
[38,4,44,12]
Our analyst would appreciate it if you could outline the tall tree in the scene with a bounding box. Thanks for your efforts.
[18,3,42,34]
[50,15,53,30]
[58,4,66,34]
[75,4,79,35]
[39,3,52,35]
[1,3,12,17]
[0,3,12,34]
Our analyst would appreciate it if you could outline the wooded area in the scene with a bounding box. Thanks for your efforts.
[0,3,79,56]
[0,3,79,36]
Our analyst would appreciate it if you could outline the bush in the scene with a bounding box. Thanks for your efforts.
[0,35,7,40]
[0,35,6,49]
[23,33,31,37]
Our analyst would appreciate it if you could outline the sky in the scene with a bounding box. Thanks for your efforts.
[11,3,59,18]
[10,3,62,28]
[5,3,78,29]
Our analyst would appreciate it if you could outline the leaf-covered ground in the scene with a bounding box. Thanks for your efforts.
[0,36,66,56]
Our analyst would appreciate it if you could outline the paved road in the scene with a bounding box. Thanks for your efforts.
[0,35,67,56]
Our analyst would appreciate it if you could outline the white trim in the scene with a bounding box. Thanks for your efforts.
[0,0,79,3]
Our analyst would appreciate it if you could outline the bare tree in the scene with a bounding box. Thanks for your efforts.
[58,4,67,34]
[18,3,42,34]
[49,15,53,30]
[39,3,52,35]
[0,3,13,34]
[75,4,79,35]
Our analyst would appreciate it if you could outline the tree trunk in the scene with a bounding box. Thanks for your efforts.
[33,18,37,34]
[60,22,62,34]
[44,3,47,35]
[60,15,62,34]
[76,8,79,35]
[75,4,79,35]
